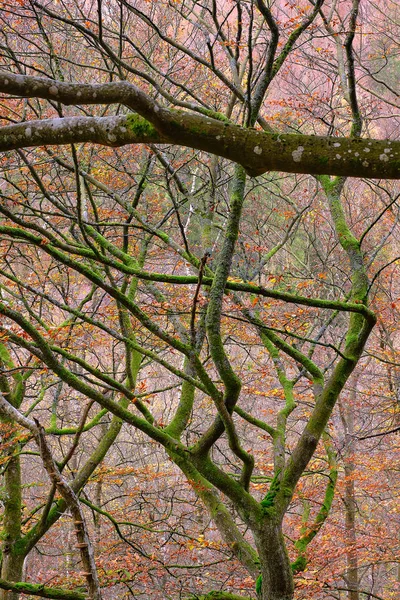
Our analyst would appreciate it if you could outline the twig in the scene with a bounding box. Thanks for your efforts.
[190,252,210,346]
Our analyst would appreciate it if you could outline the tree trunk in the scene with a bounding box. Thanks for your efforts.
[340,376,359,600]
[0,555,25,600]
[254,519,294,600]
[0,456,24,600]
[344,462,359,600]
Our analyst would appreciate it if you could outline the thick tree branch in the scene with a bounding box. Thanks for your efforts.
[0,580,85,600]
[0,72,399,179]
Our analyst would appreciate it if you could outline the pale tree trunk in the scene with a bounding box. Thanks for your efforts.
[66,453,78,575]
[93,421,107,549]
[344,462,359,600]
[340,374,359,600]
[377,324,400,591]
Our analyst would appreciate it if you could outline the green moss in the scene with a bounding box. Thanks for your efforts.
[318,156,329,165]
[186,593,253,600]
[198,108,231,123]
[316,473,337,523]
[0,579,86,600]
[261,470,281,510]
[255,574,262,595]
[280,484,294,503]
[126,113,157,137]
[13,538,28,555]
[319,174,341,195]
[295,538,307,554]
[291,554,307,574]
[187,119,212,135]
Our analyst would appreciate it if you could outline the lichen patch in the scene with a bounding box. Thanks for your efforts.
[292,146,304,162]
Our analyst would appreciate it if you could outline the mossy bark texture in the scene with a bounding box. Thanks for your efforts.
[254,520,294,600]
[0,580,85,600]
[0,72,399,179]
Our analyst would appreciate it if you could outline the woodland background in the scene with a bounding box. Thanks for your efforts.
[0,1,399,600]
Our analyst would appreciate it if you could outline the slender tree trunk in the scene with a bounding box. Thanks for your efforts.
[253,519,294,600]
[0,456,23,600]
[344,460,359,600]
[340,375,359,600]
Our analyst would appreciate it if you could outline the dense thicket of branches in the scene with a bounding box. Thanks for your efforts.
[0,2,399,600]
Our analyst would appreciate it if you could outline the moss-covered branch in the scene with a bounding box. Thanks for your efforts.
[0,580,85,600]
[233,405,276,438]
[292,436,338,574]
[0,225,376,324]
[204,165,254,489]
[0,304,191,465]
[0,72,399,179]
[185,592,252,600]
[276,172,375,512]
[169,453,260,578]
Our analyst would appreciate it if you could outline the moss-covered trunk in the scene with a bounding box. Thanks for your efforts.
[253,519,294,600]
[0,455,24,600]
[0,555,25,600]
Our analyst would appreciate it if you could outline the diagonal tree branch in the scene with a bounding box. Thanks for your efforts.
[34,420,102,600]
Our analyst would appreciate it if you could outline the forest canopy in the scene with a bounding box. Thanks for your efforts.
[0,1,399,600]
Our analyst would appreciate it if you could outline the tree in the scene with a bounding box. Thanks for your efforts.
[0,1,399,600]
